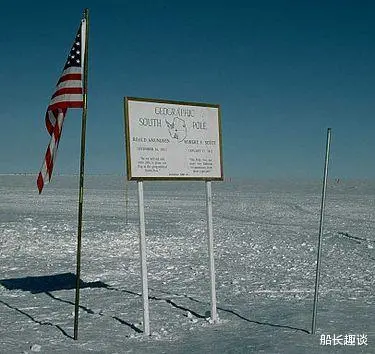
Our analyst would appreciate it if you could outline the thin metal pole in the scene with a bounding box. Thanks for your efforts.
[74,8,89,341]
[205,181,218,323]
[137,180,150,335]
[123,99,129,226]
[125,176,129,225]
[312,128,331,335]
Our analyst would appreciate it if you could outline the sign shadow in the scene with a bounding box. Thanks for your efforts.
[0,272,108,293]
[0,272,143,337]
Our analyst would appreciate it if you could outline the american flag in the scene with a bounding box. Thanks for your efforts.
[37,18,87,193]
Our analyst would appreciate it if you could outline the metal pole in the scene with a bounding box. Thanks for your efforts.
[137,180,150,335]
[125,176,129,225]
[74,8,89,341]
[123,99,129,226]
[311,128,331,335]
[205,181,218,323]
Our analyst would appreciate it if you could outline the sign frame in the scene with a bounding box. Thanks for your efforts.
[124,96,224,181]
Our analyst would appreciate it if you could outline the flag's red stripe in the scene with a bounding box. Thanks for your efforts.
[57,73,82,84]
[37,172,44,194]
[53,129,60,142]
[51,87,83,99]
[45,147,52,174]
[48,160,54,179]
[45,112,55,135]
[53,126,62,142]
[45,109,67,136]
[48,101,83,111]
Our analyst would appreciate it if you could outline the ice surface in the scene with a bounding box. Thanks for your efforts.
[0,175,374,353]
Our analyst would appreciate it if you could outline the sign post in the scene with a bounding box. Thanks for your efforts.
[137,180,150,335]
[123,97,223,333]
[206,180,218,323]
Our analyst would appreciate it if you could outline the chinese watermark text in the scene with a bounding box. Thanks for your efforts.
[320,334,368,346]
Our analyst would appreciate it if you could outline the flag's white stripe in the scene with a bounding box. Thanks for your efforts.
[49,135,56,155]
[56,80,82,90]
[47,110,57,126]
[46,112,62,154]
[44,111,64,180]
[49,111,64,140]
[61,66,82,76]
[49,94,83,106]
[57,111,64,129]
[40,137,55,182]
[40,166,49,185]
[41,160,49,179]
[46,110,65,132]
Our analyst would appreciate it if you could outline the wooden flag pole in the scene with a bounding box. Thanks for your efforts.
[74,8,89,341]
[311,128,331,335]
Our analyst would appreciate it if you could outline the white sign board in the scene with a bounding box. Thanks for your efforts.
[124,97,223,180]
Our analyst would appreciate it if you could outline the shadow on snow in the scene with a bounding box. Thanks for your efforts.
[0,298,74,339]
[149,287,310,334]
[0,272,143,337]
[0,272,106,293]
[0,272,309,339]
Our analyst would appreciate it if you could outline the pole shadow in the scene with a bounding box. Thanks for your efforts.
[107,286,207,319]
[149,287,310,334]
[217,306,310,334]
[45,291,143,334]
[1,274,309,335]
[112,317,143,333]
[0,298,73,339]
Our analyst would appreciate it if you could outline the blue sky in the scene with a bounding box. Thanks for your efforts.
[1,1,374,179]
